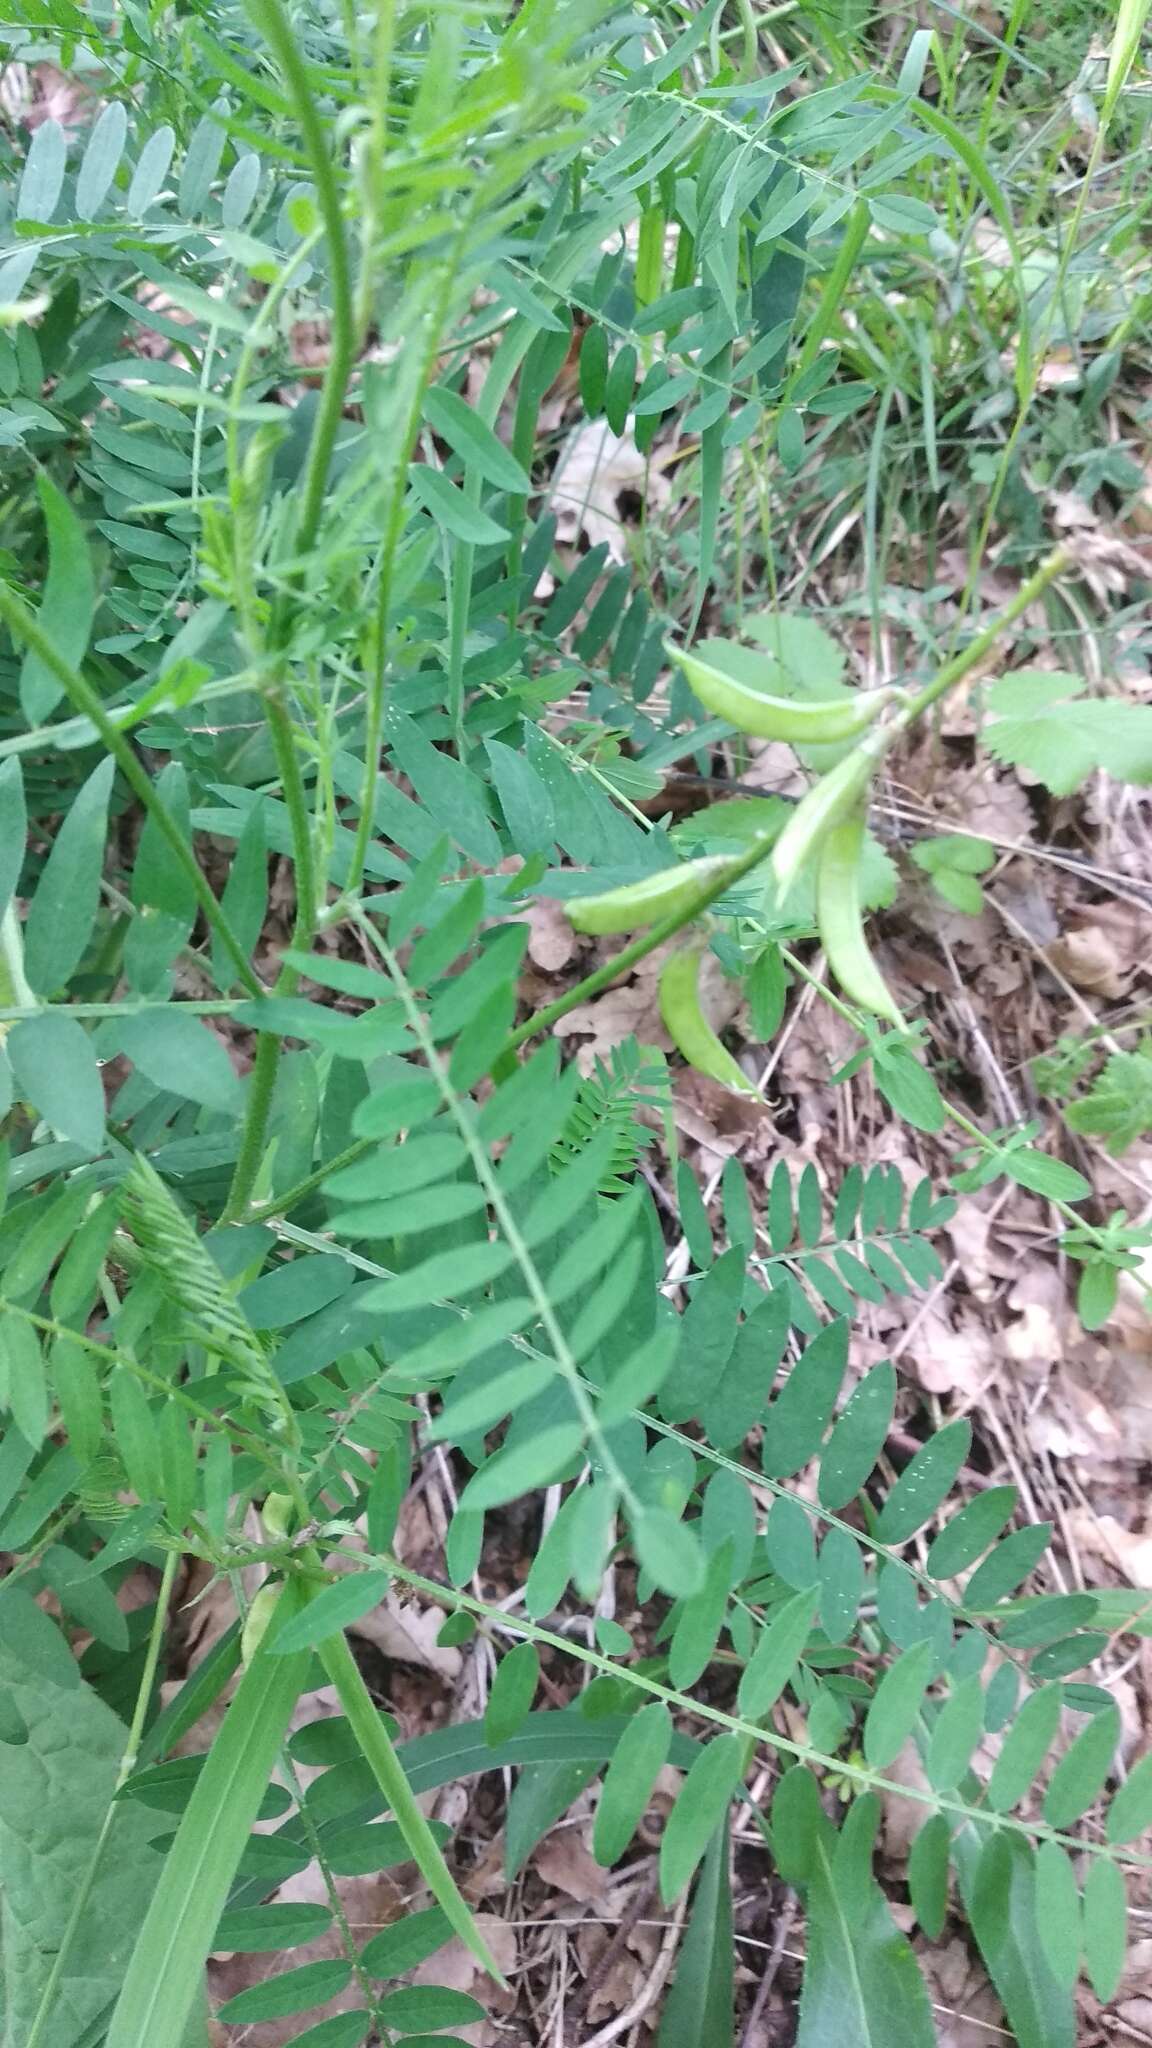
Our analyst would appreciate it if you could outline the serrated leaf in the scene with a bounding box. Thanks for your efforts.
[659,1735,744,1904]
[985,670,1152,795]
[593,1702,673,1866]
[0,1597,167,2048]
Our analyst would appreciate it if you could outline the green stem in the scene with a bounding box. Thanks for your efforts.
[0,584,262,998]
[25,1550,181,2048]
[361,1556,1152,1874]
[346,250,468,902]
[314,1617,506,1981]
[242,0,356,563]
[220,688,318,1223]
[954,81,1115,624]
[898,545,1070,727]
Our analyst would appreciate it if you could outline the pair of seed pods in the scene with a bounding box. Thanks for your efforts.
[566,644,907,1092]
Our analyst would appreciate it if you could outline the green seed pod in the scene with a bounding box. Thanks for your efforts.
[672,642,896,743]
[567,855,741,935]
[240,1582,281,1666]
[815,812,905,1028]
[659,944,759,1097]
[771,724,894,899]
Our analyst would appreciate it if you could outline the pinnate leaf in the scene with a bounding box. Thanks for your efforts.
[8,1011,105,1154]
[269,1572,391,1655]
[1042,1703,1119,1829]
[1082,1854,1126,2001]
[875,1419,971,1544]
[1034,1841,1081,1992]
[485,1641,539,1746]
[24,755,115,996]
[737,1586,818,1720]
[593,1703,673,1867]
[659,1735,744,1903]
[761,1318,848,1479]
[863,1640,934,1768]
[1106,1746,1152,1845]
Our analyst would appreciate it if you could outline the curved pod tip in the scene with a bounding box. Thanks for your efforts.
[816,813,905,1029]
[659,943,760,1098]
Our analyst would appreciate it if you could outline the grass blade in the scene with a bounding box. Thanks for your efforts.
[105,1583,311,2048]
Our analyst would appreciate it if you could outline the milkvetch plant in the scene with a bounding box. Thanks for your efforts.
[1,3,1151,2046]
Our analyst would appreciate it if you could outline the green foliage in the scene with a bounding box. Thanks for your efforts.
[0,2,1149,2044]
[985,671,1152,795]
